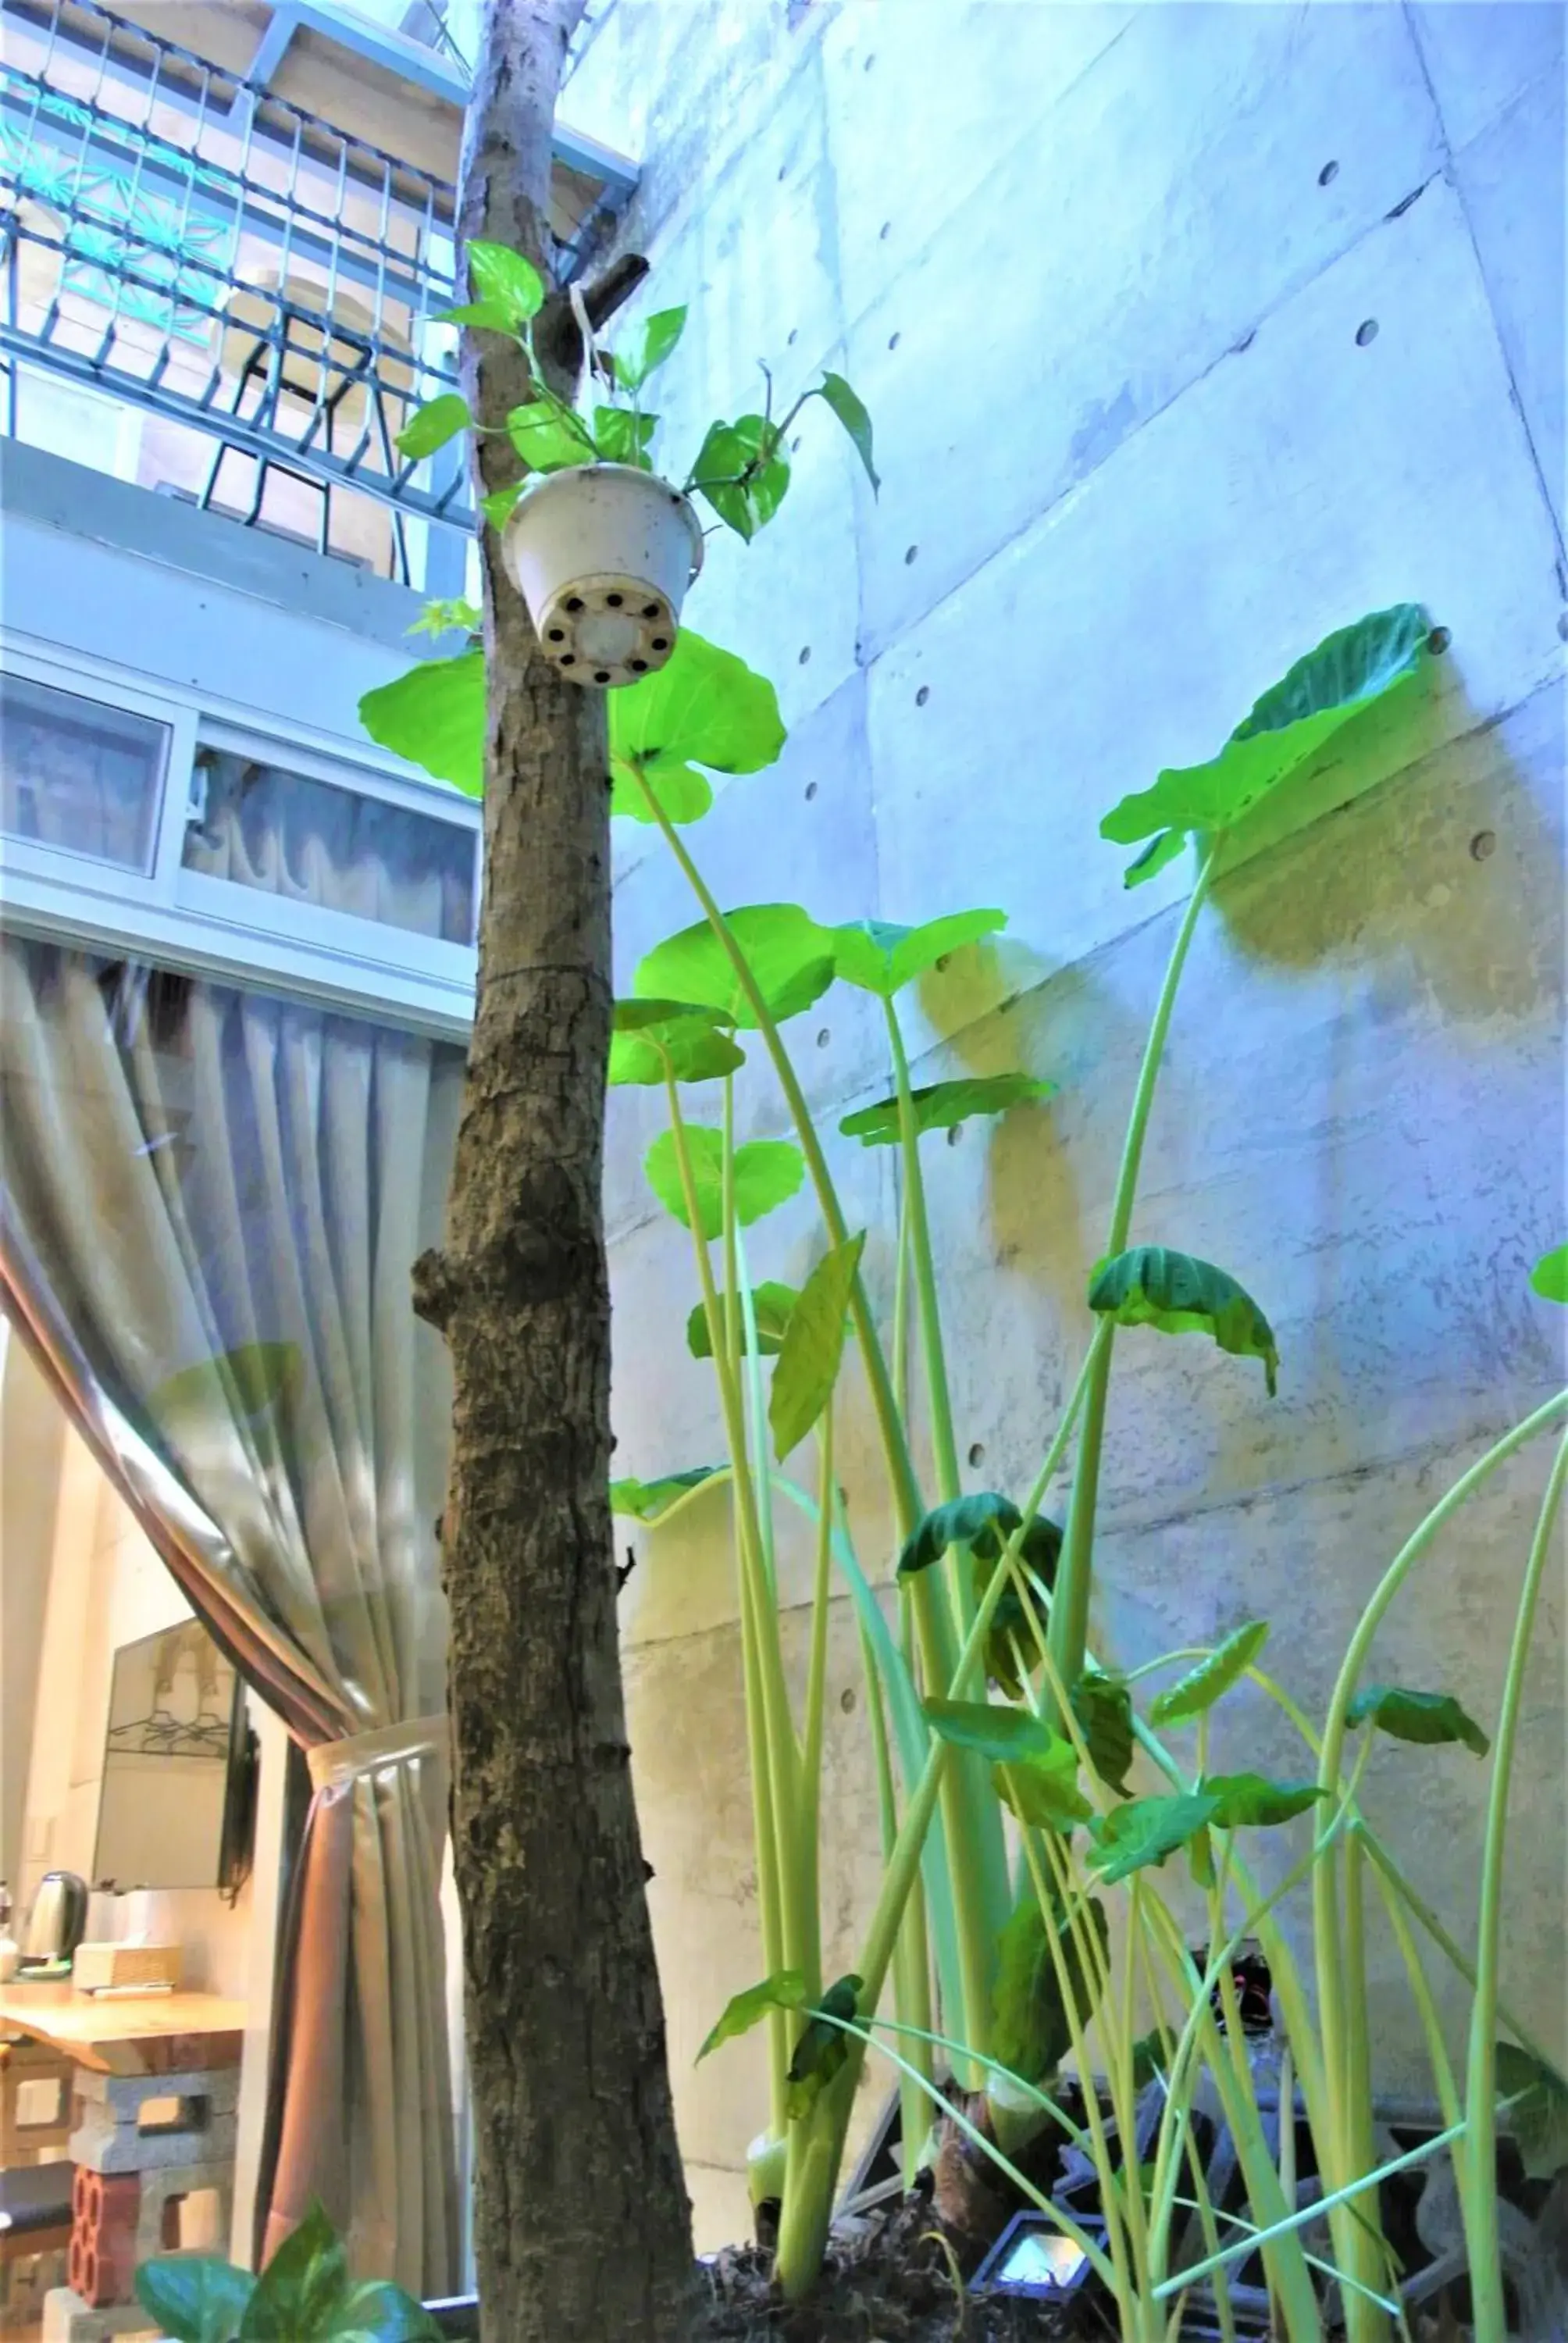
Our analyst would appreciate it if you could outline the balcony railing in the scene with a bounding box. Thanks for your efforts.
[0,0,635,586]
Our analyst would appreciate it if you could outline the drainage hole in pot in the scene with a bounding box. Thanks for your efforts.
[643,602,662,619]
[547,628,566,643]
[594,670,612,684]
[652,637,669,651]
[560,654,576,665]
[606,592,624,608]
[566,596,585,612]
[630,659,648,674]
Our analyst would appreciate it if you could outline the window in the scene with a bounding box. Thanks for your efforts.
[1,672,170,873]
[0,644,479,1039]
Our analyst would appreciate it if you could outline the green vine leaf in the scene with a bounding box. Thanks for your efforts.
[395,394,472,460]
[1531,1245,1567,1303]
[1200,1773,1326,1828]
[1101,603,1431,886]
[608,1000,743,1086]
[1087,1792,1221,1885]
[643,1128,804,1239]
[690,415,789,539]
[611,631,786,825]
[1495,2044,1568,2179]
[686,1282,798,1360]
[358,651,484,795]
[697,1970,808,2063]
[479,483,525,530]
[770,1232,865,1460]
[609,1468,720,1524]
[786,1975,862,2118]
[593,406,657,470]
[1071,1670,1135,1794]
[841,1072,1056,1147]
[134,2256,255,2343]
[831,909,1006,997]
[507,401,596,472]
[817,372,879,494]
[991,1892,1107,2085]
[1089,1246,1280,1396]
[151,1343,298,1439]
[1149,1621,1270,1726]
[1346,1685,1490,1757]
[465,241,545,325]
[634,904,836,1028]
[612,305,687,392]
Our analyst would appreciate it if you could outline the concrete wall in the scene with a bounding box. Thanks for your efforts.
[564,0,1568,2245]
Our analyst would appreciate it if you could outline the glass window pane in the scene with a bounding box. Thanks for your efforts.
[0,673,170,872]
[184,748,477,947]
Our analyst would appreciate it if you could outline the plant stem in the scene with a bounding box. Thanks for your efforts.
[1462,1424,1568,2343]
[797,1410,836,1997]
[1048,850,1219,1694]
[886,998,962,1508]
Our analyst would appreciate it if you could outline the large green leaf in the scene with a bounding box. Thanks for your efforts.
[358,651,484,795]
[922,1696,1060,1767]
[992,1891,1109,2084]
[817,372,879,494]
[697,1969,808,2063]
[896,1492,1060,1579]
[1346,1685,1490,1757]
[609,1467,719,1523]
[1495,2043,1568,2179]
[608,1000,744,1086]
[465,241,544,325]
[770,1232,865,1460]
[1071,1670,1135,1795]
[841,1072,1057,1147]
[506,400,596,473]
[992,1744,1092,1831]
[690,415,789,539]
[1531,1244,1567,1303]
[687,1282,798,1359]
[786,1974,861,2118]
[1089,1246,1280,1396]
[395,394,472,459]
[1088,1792,1221,1885]
[611,631,786,824]
[134,2256,255,2343]
[643,1127,804,1239]
[331,2282,444,2343]
[832,910,1006,997]
[1101,604,1431,886]
[612,305,687,392]
[1149,1621,1270,1726]
[236,2201,441,2341]
[1201,1773,1326,1828]
[633,904,835,1028]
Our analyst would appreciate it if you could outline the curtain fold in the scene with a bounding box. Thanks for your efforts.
[0,935,462,2296]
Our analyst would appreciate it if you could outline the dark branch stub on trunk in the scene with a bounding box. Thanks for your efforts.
[434,5,696,2337]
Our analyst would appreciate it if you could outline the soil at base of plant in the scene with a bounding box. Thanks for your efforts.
[690,2188,1087,2342]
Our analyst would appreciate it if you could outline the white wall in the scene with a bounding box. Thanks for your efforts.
[564,0,1568,2245]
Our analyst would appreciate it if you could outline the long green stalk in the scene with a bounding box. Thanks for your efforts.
[1049,850,1218,1693]
[1462,1425,1568,2343]
[1312,1387,1568,2341]
[886,999,962,1509]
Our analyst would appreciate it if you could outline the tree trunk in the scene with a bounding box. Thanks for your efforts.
[413,5,696,2335]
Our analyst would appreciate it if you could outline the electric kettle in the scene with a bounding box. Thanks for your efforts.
[23,1870,88,1963]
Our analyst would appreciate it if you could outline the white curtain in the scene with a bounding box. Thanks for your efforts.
[0,936,463,2294]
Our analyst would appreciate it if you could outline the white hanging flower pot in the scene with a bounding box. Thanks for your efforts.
[501,463,704,690]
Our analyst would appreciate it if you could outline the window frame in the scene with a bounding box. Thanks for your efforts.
[0,629,479,1040]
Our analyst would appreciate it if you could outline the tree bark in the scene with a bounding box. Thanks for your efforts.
[414,5,696,2335]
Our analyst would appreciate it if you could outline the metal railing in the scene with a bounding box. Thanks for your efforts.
[0,0,479,581]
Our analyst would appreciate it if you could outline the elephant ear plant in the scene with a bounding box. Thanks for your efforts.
[366,255,1566,2331]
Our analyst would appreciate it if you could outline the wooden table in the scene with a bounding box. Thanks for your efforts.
[0,1986,244,2077]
